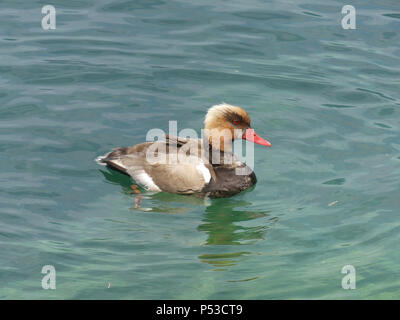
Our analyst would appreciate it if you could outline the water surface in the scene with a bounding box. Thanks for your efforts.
[1,0,400,299]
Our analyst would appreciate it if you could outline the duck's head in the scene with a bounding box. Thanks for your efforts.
[204,103,271,151]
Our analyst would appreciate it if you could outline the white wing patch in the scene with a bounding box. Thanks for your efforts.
[196,163,211,184]
[130,169,162,192]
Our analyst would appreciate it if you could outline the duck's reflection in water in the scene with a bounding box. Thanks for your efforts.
[199,197,268,245]
[198,197,278,269]
[100,168,279,269]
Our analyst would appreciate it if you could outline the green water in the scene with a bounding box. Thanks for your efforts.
[1,0,400,299]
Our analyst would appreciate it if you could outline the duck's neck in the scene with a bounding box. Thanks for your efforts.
[202,136,235,166]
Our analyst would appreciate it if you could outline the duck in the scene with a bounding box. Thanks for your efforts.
[97,103,271,199]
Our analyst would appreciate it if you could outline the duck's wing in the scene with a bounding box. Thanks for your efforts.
[98,140,214,194]
[164,134,191,146]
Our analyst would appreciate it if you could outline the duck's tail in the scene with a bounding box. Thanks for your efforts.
[95,148,129,175]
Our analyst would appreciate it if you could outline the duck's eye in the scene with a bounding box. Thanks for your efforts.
[233,120,239,125]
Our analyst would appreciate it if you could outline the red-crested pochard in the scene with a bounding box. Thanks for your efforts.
[97,103,271,199]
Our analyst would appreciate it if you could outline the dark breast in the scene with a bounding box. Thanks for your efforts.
[201,165,257,198]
